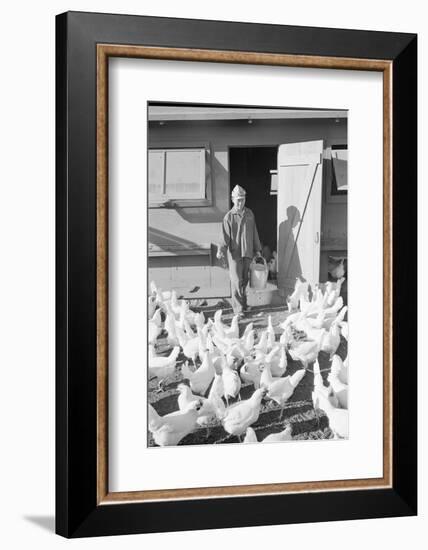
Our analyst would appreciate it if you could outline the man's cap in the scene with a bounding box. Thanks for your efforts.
[231,185,246,198]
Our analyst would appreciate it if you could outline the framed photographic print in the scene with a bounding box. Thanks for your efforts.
[56,11,417,538]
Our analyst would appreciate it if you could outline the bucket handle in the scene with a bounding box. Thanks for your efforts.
[251,255,267,268]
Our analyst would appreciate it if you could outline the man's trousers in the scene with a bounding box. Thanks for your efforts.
[227,253,252,314]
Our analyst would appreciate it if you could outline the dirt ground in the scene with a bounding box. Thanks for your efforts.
[148,303,348,446]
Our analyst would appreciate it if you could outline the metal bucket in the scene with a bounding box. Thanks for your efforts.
[250,257,268,290]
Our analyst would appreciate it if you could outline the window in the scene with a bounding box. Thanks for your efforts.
[148,148,206,203]
[331,145,348,195]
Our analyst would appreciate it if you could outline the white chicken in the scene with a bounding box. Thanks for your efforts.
[150,282,172,310]
[254,331,269,354]
[254,344,278,363]
[339,320,349,341]
[223,315,240,340]
[194,310,206,330]
[175,305,189,331]
[279,325,294,347]
[243,427,258,443]
[269,346,288,377]
[343,354,349,369]
[221,356,242,405]
[299,293,314,315]
[164,311,179,346]
[205,333,222,363]
[183,319,197,340]
[313,390,349,439]
[323,296,344,317]
[175,301,199,329]
[148,295,157,319]
[320,322,341,358]
[288,338,321,369]
[168,289,182,316]
[312,284,328,308]
[209,360,225,400]
[326,277,345,306]
[177,328,204,365]
[177,383,199,410]
[304,309,327,330]
[148,402,163,432]
[240,360,262,389]
[150,280,170,299]
[222,387,267,440]
[312,358,339,406]
[241,329,255,356]
[148,346,180,390]
[151,307,162,325]
[176,383,224,428]
[242,322,254,339]
[325,286,337,308]
[148,308,163,344]
[148,401,202,446]
[279,311,305,331]
[263,425,293,443]
[260,365,306,419]
[213,309,227,338]
[287,278,309,312]
[255,346,287,377]
[335,304,348,325]
[300,280,310,301]
[293,318,326,344]
[327,370,348,409]
[330,354,348,384]
[312,360,346,436]
[266,315,276,351]
[310,283,319,302]
[212,333,245,360]
[320,304,348,332]
[181,351,215,396]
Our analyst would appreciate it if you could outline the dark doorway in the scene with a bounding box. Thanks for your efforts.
[229,147,278,258]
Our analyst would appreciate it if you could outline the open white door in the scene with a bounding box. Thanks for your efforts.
[277,140,323,295]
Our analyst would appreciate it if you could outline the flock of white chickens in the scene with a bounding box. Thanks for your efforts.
[148,277,349,447]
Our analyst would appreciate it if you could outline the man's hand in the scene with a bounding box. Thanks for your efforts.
[256,250,262,258]
[216,249,224,260]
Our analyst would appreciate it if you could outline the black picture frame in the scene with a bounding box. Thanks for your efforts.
[56,11,417,538]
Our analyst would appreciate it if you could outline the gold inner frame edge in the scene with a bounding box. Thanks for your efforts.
[96,44,393,504]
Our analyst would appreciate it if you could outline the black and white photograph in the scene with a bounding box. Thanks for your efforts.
[0,0,421,545]
[147,103,349,446]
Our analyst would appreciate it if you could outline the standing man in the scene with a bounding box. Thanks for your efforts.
[217,185,262,315]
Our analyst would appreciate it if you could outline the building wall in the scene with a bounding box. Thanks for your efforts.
[148,117,347,297]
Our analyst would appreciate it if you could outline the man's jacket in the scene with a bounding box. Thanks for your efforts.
[220,207,261,260]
